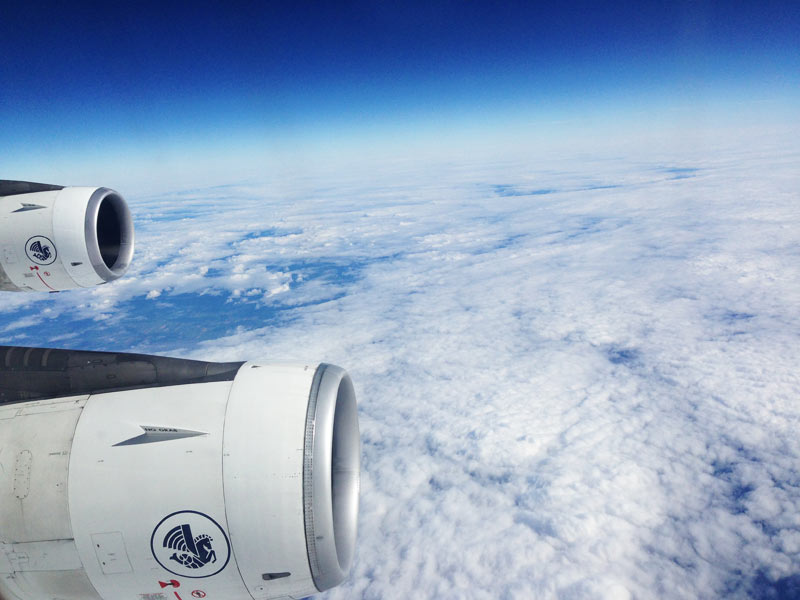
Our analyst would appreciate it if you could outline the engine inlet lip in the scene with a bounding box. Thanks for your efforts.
[303,364,360,592]
[85,188,134,279]
[84,187,134,282]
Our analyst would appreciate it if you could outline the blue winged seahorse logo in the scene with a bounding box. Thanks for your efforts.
[29,240,51,262]
[25,236,57,265]
[163,523,217,569]
[151,511,230,578]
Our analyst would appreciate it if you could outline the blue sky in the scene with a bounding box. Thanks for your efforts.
[1,1,799,184]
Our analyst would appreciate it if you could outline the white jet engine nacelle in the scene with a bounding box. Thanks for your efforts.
[0,181,134,292]
[0,347,360,600]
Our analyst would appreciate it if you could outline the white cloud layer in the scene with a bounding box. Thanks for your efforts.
[2,135,799,598]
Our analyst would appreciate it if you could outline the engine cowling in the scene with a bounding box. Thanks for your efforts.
[0,181,134,292]
[0,347,360,600]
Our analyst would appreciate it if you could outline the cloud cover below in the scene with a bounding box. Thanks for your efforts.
[2,134,800,598]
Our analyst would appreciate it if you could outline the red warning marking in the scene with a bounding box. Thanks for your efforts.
[159,580,180,588]
[191,591,206,598]
[29,265,55,290]
[174,593,183,600]
[35,272,55,290]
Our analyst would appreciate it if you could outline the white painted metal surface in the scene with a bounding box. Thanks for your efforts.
[223,361,317,599]
[0,190,66,291]
[68,381,246,600]
[0,396,101,600]
[0,362,359,600]
[0,187,133,292]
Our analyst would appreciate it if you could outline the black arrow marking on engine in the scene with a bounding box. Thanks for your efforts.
[113,425,208,446]
[12,203,47,213]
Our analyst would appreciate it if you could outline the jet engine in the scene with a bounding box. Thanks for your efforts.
[0,181,134,292]
[0,346,360,600]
